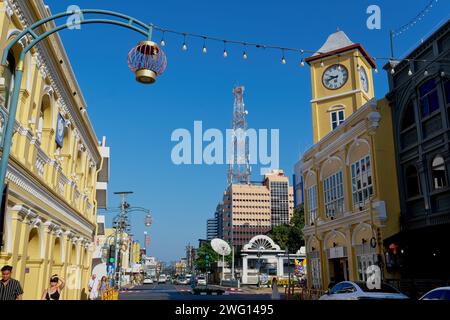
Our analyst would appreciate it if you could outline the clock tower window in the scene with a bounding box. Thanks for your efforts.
[331,110,345,130]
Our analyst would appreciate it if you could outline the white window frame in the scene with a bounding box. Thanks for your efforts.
[351,155,374,207]
[330,110,345,130]
[323,171,344,218]
[306,185,318,225]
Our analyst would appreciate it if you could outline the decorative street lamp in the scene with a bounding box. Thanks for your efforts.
[144,214,153,227]
[128,40,167,84]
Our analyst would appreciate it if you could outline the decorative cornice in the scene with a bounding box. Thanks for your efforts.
[9,0,101,164]
[6,162,95,236]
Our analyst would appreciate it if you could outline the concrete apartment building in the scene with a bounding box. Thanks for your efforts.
[222,170,294,248]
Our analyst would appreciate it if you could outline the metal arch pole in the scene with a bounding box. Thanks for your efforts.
[0,9,154,240]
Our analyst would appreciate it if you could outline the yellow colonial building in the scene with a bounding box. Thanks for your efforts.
[301,31,401,289]
[0,0,102,299]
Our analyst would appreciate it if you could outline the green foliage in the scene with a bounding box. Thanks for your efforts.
[269,205,305,252]
[194,241,232,272]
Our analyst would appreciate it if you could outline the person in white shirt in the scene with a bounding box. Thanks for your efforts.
[88,274,99,300]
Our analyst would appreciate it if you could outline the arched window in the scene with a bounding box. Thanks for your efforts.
[401,101,416,130]
[432,155,447,190]
[419,79,440,117]
[405,165,421,198]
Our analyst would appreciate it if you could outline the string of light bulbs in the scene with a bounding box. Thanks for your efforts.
[393,0,439,37]
[151,22,450,74]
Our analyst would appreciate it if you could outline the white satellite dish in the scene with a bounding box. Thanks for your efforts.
[211,238,231,256]
[211,238,232,282]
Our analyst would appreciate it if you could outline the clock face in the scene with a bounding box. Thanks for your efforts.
[322,64,348,90]
[57,118,64,138]
[359,67,369,93]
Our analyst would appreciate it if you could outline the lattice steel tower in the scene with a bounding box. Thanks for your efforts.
[228,86,251,185]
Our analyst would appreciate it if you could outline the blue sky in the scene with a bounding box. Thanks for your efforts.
[45,0,449,262]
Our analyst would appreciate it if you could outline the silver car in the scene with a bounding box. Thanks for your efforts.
[319,281,409,300]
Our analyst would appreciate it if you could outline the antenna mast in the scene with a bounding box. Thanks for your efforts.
[228,86,251,185]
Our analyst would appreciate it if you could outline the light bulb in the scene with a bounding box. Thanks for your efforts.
[160,39,165,47]
[243,51,247,60]
[223,50,228,58]
[390,68,395,75]
[202,46,207,54]
[408,69,413,76]
[182,43,188,51]
[300,60,305,67]
[374,68,379,74]
[424,69,429,76]
[320,61,324,67]
[282,57,286,64]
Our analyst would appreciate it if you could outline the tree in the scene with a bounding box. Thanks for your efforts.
[194,242,231,273]
[269,205,305,253]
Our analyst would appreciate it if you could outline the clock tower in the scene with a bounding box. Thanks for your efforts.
[305,30,376,143]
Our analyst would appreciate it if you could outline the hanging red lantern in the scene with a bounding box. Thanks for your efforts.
[128,40,167,84]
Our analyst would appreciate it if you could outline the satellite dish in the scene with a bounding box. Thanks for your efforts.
[211,238,231,256]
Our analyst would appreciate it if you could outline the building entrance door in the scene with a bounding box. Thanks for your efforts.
[329,258,349,285]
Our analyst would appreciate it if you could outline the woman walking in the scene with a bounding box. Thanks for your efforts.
[98,276,109,299]
[271,277,280,300]
[41,275,65,300]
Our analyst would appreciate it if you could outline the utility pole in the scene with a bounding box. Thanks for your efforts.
[112,191,133,289]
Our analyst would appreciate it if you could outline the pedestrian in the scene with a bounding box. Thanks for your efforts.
[41,274,65,300]
[88,274,99,300]
[0,265,23,300]
[271,277,280,300]
[98,276,109,299]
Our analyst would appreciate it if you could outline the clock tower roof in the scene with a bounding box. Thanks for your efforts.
[313,30,354,56]
[306,30,376,68]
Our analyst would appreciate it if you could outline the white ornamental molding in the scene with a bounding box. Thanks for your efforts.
[4,0,14,17]
[6,164,95,236]
[8,0,99,163]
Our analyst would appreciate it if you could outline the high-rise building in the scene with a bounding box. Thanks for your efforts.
[206,218,218,240]
[293,160,304,208]
[265,169,295,227]
[222,169,294,248]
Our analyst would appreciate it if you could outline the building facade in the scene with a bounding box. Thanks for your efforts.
[301,31,401,290]
[0,0,103,299]
[206,217,218,240]
[222,169,294,248]
[293,160,304,208]
[384,20,450,290]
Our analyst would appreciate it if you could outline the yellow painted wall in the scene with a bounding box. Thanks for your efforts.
[0,1,101,300]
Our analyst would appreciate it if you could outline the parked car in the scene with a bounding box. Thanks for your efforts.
[319,281,409,300]
[419,287,450,300]
[158,274,167,284]
[143,277,153,285]
[196,275,207,286]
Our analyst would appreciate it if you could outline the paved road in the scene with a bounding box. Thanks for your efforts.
[119,283,274,300]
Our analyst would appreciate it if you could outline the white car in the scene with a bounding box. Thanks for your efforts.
[196,275,207,286]
[420,287,450,300]
[158,274,167,284]
[319,281,409,300]
[143,277,153,285]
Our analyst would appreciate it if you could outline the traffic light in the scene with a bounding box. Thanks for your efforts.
[205,254,210,269]
[108,245,115,264]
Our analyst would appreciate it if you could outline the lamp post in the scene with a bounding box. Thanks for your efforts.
[257,249,262,289]
[0,9,167,230]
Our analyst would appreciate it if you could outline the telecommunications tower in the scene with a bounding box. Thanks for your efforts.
[228,86,251,185]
